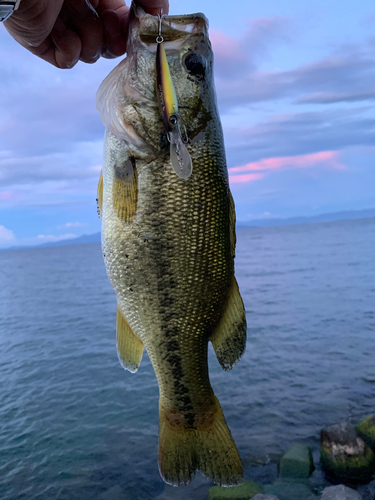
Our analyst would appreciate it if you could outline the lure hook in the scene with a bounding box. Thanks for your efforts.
[156,9,166,44]
[181,123,189,144]
[155,9,193,179]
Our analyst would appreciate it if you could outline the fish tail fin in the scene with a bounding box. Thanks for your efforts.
[158,396,243,487]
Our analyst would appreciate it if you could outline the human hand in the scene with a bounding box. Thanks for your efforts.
[4,0,169,69]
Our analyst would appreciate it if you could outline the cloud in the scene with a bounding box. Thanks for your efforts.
[0,27,113,211]
[58,222,87,228]
[0,225,15,244]
[214,36,375,110]
[36,233,76,242]
[230,150,345,173]
[0,141,103,208]
[228,150,346,185]
[0,228,78,249]
[224,107,375,166]
[229,173,264,184]
[0,145,102,187]
[1,10,375,231]
[295,90,375,104]
[210,16,292,77]
[0,191,12,200]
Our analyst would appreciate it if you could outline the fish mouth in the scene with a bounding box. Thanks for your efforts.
[131,2,209,44]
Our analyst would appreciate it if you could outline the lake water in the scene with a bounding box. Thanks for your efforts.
[1,218,375,500]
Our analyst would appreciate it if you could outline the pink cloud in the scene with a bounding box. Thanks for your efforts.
[209,29,245,62]
[229,173,264,184]
[229,151,346,176]
[0,191,12,200]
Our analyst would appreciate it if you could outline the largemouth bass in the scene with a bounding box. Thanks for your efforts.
[96,1,247,487]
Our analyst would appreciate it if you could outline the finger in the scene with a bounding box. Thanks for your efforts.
[137,0,169,15]
[98,0,169,16]
[60,0,103,64]
[101,8,129,58]
[30,17,82,69]
[97,0,128,14]
[4,0,65,48]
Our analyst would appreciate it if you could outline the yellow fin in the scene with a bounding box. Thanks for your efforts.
[158,396,243,487]
[229,190,236,258]
[96,170,103,220]
[210,276,247,371]
[116,306,144,373]
[112,158,138,222]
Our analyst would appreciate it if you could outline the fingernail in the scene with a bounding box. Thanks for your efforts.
[66,58,79,69]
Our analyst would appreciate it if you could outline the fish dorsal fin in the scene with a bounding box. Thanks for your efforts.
[116,306,144,373]
[112,157,138,222]
[97,170,103,220]
[209,276,247,371]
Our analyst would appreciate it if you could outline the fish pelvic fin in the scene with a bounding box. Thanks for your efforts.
[116,306,144,373]
[209,276,247,371]
[97,170,103,220]
[158,396,244,487]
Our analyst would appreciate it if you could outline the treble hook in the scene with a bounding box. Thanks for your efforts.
[156,9,166,44]
[181,123,189,144]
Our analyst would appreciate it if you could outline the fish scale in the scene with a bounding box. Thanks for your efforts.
[96,1,247,487]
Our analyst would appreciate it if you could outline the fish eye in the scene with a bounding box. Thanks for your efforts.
[184,53,206,77]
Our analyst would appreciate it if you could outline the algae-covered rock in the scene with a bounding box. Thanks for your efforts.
[279,443,315,479]
[356,415,375,450]
[252,495,280,500]
[264,479,318,500]
[207,481,264,500]
[320,422,375,483]
[321,484,362,500]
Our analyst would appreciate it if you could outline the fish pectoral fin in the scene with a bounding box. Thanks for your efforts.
[116,306,144,373]
[158,396,243,487]
[112,157,138,223]
[96,170,103,220]
[209,276,247,371]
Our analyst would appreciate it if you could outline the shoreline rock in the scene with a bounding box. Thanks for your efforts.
[320,423,375,483]
[279,443,315,479]
[356,416,375,450]
[252,495,280,500]
[207,481,264,500]
[321,484,362,499]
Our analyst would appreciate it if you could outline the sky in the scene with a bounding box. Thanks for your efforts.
[1,0,375,248]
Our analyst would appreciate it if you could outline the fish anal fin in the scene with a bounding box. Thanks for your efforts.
[210,276,247,371]
[158,396,243,487]
[112,157,138,223]
[97,170,103,220]
[116,306,144,373]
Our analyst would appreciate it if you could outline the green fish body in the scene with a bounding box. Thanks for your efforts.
[96,3,247,487]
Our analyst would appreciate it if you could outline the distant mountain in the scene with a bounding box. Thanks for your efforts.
[237,208,375,228]
[35,232,101,248]
[3,232,101,251]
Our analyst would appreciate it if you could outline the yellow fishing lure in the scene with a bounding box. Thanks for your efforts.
[155,15,192,179]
